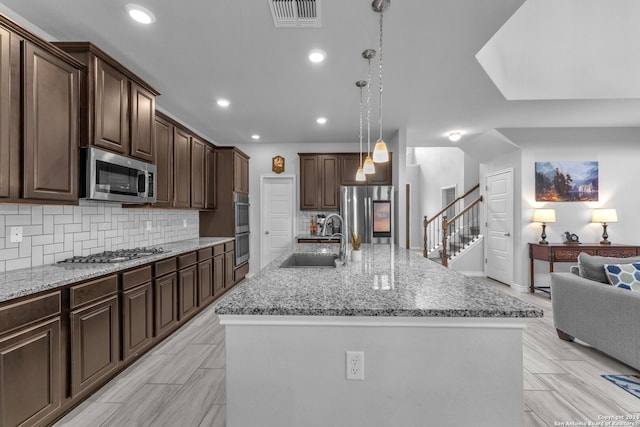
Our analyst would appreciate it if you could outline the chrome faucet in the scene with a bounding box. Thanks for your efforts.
[331,233,348,265]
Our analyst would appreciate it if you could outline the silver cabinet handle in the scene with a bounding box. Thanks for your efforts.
[504,232,511,236]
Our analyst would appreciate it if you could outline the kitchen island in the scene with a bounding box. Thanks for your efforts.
[216,243,542,427]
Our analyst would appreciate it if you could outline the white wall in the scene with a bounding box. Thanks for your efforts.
[480,127,640,290]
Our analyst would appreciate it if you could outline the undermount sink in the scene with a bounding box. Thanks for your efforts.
[280,253,338,268]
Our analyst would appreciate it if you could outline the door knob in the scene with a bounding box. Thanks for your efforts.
[504,232,511,236]
[265,231,270,235]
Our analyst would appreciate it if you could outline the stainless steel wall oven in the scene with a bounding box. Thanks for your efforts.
[234,193,250,265]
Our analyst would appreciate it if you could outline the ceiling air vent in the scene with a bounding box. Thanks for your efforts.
[269,0,321,28]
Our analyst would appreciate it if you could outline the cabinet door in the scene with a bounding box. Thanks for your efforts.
[299,155,319,210]
[122,282,153,362]
[367,151,393,185]
[205,145,216,210]
[173,127,191,208]
[94,57,129,154]
[70,295,119,397]
[213,254,224,294]
[153,116,173,207]
[198,259,214,305]
[23,41,79,202]
[0,318,61,427]
[0,27,11,199]
[154,272,178,337]
[178,265,198,320]
[190,137,205,209]
[320,155,339,210]
[339,153,365,186]
[130,82,155,162]
[224,250,235,288]
[233,152,243,194]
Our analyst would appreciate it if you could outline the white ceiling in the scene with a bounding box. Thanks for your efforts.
[1,0,639,149]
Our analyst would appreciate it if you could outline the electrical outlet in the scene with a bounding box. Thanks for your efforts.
[183,219,187,228]
[10,226,23,243]
[146,221,152,231]
[346,351,365,380]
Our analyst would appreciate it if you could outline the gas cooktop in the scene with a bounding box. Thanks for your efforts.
[58,247,167,264]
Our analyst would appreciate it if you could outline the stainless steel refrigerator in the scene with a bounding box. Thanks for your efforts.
[340,185,394,244]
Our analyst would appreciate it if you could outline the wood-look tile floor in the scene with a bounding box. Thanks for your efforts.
[53,278,640,427]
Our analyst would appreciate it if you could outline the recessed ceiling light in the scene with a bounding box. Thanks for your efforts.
[308,49,326,63]
[216,98,231,107]
[125,4,156,24]
[316,117,327,125]
[448,132,462,142]
[251,134,260,140]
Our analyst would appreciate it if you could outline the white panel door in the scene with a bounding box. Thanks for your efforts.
[486,170,513,284]
[261,176,294,269]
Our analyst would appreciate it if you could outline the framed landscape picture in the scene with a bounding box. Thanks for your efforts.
[535,161,598,202]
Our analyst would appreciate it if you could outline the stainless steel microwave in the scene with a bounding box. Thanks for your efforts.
[82,147,156,204]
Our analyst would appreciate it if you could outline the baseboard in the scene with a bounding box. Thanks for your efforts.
[459,271,486,277]
[510,282,529,293]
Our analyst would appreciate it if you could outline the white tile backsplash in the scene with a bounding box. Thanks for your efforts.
[0,200,199,272]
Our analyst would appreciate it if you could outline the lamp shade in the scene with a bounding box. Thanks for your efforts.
[592,208,618,223]
[363,155,375,174]
[372,140,389,162]
[532,208,556,223]
[355,167,366,182]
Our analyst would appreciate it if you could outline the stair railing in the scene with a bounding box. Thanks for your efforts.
[423,184,479,258]
[440,195,482,267]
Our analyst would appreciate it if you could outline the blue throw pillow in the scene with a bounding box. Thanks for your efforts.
[603,263,640,291]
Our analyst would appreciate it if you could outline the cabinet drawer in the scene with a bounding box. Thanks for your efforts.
[0,291,61,334]
[224,241,235,253]
[70,275,118,309]
[198,247,212,261]
[597,247,639,258]
[213,244,224,257]
[122,265,152,290]
[155,257,177,277]
[178,252,197,269]
[553,248,595,261]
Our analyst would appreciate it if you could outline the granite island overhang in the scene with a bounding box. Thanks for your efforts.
[215,243,543,427]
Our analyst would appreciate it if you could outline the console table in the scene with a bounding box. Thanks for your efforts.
[528,243,640,293]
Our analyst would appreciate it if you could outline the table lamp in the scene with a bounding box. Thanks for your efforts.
[592,208,618,245]
[532,208,556,245]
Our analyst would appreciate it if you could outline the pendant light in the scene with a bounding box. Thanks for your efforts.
[355,80,367,182]
[372,0,390,163]
[362,49,376,174]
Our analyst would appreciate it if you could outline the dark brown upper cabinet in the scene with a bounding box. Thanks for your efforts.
[299,154,339,211]
[53,42,160,163]
[205,144,216,210]
[191,137,206,209]
[233,150,249,195]
[153,115,174,208]
[23,42,80,202]
[339,152,393,186]
[0,16,84,205]
[173,126,192,208]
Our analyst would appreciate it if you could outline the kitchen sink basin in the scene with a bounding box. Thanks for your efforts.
[280,253,338,268]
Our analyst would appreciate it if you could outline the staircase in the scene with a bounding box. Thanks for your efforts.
[423,184,482,267]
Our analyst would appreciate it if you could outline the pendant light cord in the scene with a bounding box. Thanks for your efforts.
[367,57,372,156]
[378,11,384,142]
[359,86,364,166]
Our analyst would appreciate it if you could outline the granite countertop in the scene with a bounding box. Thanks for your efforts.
[296,234,341,240]
[216,243,543,318]
[0,237,234,303]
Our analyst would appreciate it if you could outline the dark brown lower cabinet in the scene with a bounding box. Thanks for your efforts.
[0,318,61,427]
[178,264,198,320]
[122,266,153,362]
[154,271,178,337]
[198,258,214,306]
[224,248,234,289]
[70,294,119,397]
[213,247,224,295]
[122,282,153,361]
